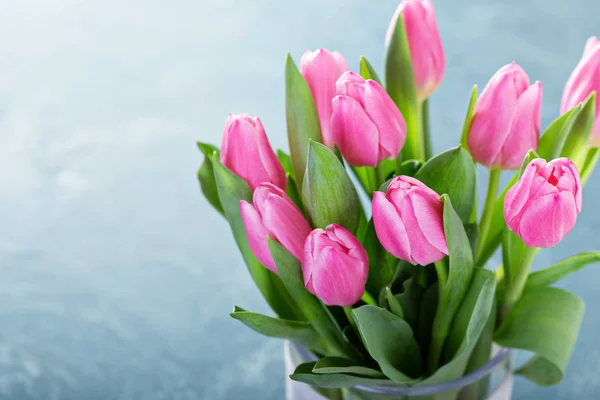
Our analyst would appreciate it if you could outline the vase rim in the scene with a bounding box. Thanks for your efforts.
[291,341,511,396]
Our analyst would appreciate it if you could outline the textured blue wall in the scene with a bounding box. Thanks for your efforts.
[1,0,599,399]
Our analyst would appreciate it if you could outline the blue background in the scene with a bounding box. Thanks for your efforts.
[1,0,600,399]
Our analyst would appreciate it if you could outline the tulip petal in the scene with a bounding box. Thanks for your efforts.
[551,158,582,212]
[469,73,519,168]
[312,247,365,307]
[331,95,379,167]
[328,224,369,281]
[402,1,432,92]
[498,81,542,170]
[561,40,600,113]
[261,194,312,261]
[411,189,448,255]
[363,80,406,160]
[254,117,288,190]
[518,191,578,248]
[300,49,349,147]
[399,190,446,265]
[504,159,551,232]
[584,36,600,57]
[302,231,317,294]
[493,62,530,96]
[372,192,412,262]
[240,200,277,273]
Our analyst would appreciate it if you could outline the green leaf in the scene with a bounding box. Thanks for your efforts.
[538,105,582,160]
[313,357,386,378]
[395,159,423,178]
[459,85,478,150]
[350,165,377,196]
[303,141,362,233]
[494,286,584,386]
[359,56,382,85]
[417,283,438,356]
[290,362,395,389]
[525,251,600,288]
[385,13,421,162]
[428,195,474,372]
[352,306,421,381]
[385,287,404,319]
[561,92,596,168]
[421,268,496,385]
[285,54,322,188]
[268,238,356,359]
[230,306,326,354]
[277,149,295,178]
[196,142,223,214]
[582,147,600,183]
[414,146,476,223]
[458,301,497,400]
[362,220,398,297]
[285,175,304,214]
[211,158,301,321]
[394,277,424,334]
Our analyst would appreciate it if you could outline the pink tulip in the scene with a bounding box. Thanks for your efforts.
[331,72,406,167]
[468,62,543,170]
[504,158,582,248]
[220,113,287,190]
[300,49,349,148]
[561,36,600,147]
[372,176,448,265]
[302,224,369,307]
[386,0,445,101]
[240,183,312,273]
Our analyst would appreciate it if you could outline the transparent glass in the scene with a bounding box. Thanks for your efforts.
[284,341,513,400]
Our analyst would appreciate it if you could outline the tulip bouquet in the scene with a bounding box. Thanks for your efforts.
[197,1,600,399]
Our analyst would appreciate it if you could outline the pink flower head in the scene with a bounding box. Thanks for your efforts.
[504,158,582,248]
[386,0,445,101]
[331,72,406,167]
[468,62,543,170]
[302,224,369,307]
[372,176,448,265]
[561,36,600,147]
[240,183,311,273]
[300,49,349,148]
[220,114,287,190]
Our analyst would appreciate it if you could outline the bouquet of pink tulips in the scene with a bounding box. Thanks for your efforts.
[197,1,600,398]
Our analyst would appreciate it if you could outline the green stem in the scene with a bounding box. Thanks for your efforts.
[343,306,359,338]
[397,102,424,168]
[504,247,538,307]
[361,290,377,306]
[475,169,501,264]
[375,161,386,188]
[421,99,432,160]
[434,260,448,290]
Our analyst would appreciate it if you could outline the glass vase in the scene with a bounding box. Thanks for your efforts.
[284,341,513,400]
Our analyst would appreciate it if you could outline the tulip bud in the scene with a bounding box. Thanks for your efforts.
[300,49,349,148]
[372,176,448,265]
[386,0,445,101]
[467,62,543,170]
[220,114,287,190]
[302,224,369,307]
[504,158,582,248]
[331,72,406,167]
[561,36,600,147]
[240,183,312,273]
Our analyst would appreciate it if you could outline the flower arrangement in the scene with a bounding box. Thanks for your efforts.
[196,0,600,398]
